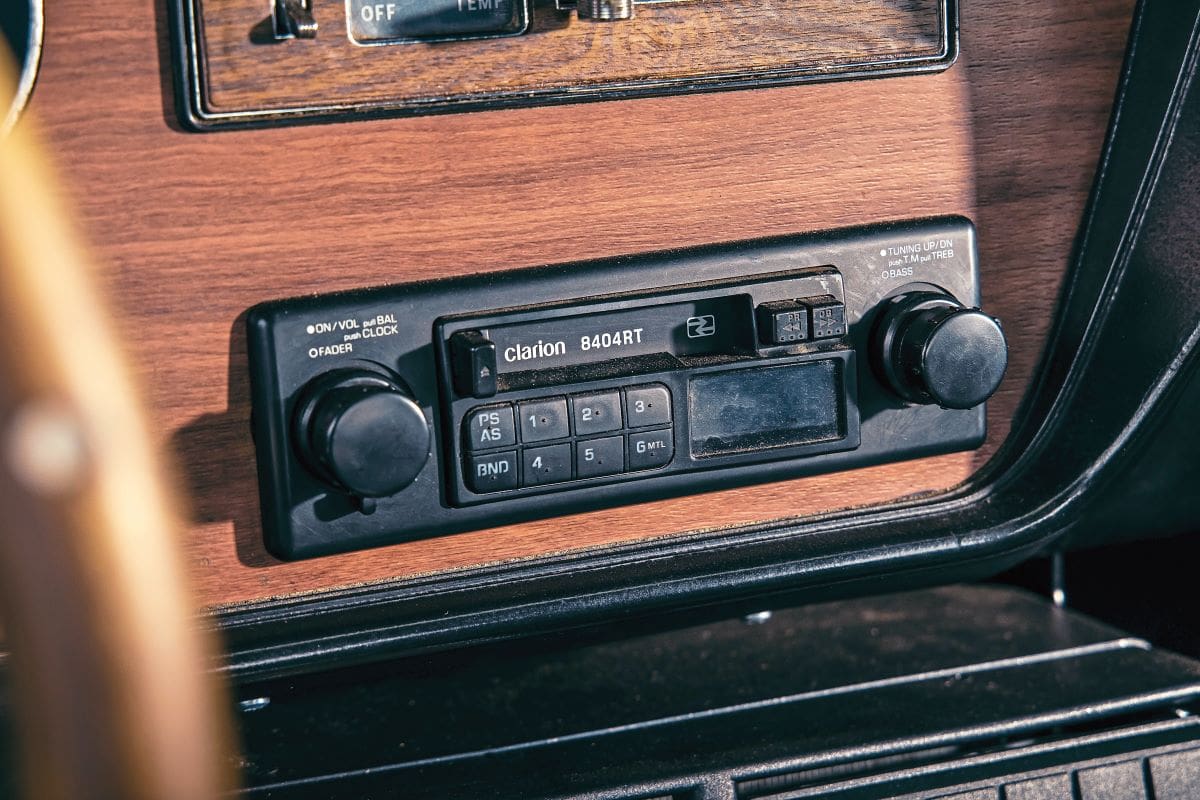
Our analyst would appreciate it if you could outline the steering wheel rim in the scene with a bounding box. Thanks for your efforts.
[0,43,235,800]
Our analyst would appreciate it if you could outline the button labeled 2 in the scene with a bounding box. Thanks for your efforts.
[572,391,622,435]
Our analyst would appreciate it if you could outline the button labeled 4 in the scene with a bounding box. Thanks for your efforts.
[522,444,572,486]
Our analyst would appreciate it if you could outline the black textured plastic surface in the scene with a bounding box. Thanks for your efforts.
[225,586,1200,798]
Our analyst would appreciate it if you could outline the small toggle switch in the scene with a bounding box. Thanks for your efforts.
[576,0,634,21]
[275,0,318,38]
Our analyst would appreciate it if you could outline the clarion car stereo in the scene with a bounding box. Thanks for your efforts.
[248,216,1007,559]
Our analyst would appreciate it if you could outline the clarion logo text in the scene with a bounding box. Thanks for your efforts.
[503,339,567,363]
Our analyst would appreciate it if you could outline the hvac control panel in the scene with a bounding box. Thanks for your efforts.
[248,217,1006,559]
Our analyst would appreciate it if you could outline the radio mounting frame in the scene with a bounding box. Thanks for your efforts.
[247,216,985,560]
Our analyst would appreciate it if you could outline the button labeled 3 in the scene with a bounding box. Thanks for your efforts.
[625,384,672,428]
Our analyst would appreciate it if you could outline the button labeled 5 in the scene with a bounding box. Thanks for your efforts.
[576,436,624,478]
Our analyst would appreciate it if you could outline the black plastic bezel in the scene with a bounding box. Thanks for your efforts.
[247,216,984,561]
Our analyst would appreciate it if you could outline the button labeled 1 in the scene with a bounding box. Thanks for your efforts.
[519,397,569,442]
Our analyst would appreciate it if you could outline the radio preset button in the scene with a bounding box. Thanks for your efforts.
[571,391,622,435]
[628,428,674,471]
[464,404,516,451]
[625,384,672,428]
[522,443,573,486]
[519,397,569,442]
[467,451,518,493]
[576,435,624,478]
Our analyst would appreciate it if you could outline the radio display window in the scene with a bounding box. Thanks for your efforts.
[688,361,843,457]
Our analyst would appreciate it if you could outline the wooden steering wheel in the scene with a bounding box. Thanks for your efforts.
[0,49,234,799]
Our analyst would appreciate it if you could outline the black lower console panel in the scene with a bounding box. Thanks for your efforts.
[228,586,1200,798]
[248,216,1007,559]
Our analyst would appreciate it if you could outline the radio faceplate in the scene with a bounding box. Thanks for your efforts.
[248,216,1003,560]
[437,268,860,507]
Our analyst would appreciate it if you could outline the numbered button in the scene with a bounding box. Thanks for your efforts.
[522,443,572,486]
[464,404,515,451]
[519,397,569,442]
[628,428,674,471]
[625,384,672,428]
[576,436,624,479]
[571,391,622,436]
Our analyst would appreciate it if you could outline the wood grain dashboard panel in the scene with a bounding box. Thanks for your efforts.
[25,0,1133,608]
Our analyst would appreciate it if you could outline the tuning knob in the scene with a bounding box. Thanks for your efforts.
[872,291,1008,410]
[294,368,430,499]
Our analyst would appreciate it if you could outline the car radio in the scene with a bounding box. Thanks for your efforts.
[248,216,1007,559]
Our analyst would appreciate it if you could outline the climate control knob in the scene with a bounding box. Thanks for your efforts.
[872,291,1008,410]
[294,368,430,499]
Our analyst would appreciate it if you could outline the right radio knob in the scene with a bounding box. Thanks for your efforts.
[872,291,1008,410]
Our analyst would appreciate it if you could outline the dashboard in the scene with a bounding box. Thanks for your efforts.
[17,0,1133,605]
[15,1,1200,798]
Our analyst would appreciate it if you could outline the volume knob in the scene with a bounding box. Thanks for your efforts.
[873,291,1008,410]
[295,368,430,498]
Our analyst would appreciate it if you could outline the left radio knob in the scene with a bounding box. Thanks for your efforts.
[294,369,430,499]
